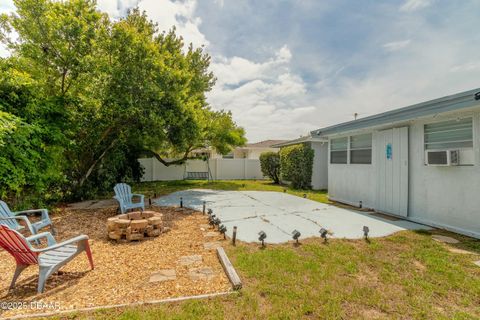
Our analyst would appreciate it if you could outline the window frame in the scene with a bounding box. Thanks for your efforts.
[330,137,348,164]
[349,133,373,164]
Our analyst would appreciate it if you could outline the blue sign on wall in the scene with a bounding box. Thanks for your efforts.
[386,143,392,160]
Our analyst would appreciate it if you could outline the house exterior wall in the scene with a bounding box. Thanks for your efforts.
[326,107,480,238]
[311,141,329,190]
[208,147,280,159]
[408,110,480,237]
[246,147,279,159]
[328,138,377,208]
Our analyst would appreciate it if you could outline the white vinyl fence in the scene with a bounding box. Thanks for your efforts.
[138,157,265,181]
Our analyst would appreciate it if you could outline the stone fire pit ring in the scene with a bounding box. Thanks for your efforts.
[107,210,165,242]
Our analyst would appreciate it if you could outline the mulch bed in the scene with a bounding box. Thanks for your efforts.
[0,206,231,318]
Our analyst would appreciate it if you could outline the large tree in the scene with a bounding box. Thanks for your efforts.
[0,0,245,201]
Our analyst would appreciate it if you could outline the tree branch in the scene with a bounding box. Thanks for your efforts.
[145,145,201,167]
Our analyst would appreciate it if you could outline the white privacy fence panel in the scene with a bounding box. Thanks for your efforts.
[138,158,265,181]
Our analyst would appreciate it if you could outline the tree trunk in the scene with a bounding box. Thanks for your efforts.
[78,139,117,187]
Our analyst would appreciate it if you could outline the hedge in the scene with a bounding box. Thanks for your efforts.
[259,152,280,184]
[279,144,314,189]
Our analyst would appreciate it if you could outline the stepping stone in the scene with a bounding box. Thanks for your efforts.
[204,232,218,237]
[432,235,460,244]
[474,261,480,267]
[204,241,221,250]
[149,269,176,283]
[178,255,203,266]
[188,267,215,281]
[448,247,475,255]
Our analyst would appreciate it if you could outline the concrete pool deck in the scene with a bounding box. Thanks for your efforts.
[155,189,429,243]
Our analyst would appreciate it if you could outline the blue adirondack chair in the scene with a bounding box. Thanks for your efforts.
[113,183,145,214]
[0,201,55,235]
[0,225,94,293]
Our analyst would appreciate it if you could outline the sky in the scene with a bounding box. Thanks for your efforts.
[2,0,480,142]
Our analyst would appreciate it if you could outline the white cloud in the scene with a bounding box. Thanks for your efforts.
[137,0,208,48]
[214,0,224,8]
[383,39,411,51]
[210,45,291,86]
[2,0,480,145]
[0,0,15,58]
[0,44,9,58]
[208,46,316,141]
[0,0,15,14]
[400,0,433,12]
[98,0,208,48]
[449,61,480,73]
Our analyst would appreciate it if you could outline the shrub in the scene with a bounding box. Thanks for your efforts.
[259,152,280,184]
[279,144,314,189]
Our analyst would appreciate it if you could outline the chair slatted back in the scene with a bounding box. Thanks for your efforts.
[0,225,38,265]
[114,183,132,205]
[0,201,20,230]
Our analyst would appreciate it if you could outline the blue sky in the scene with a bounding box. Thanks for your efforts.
[2,0,480,142]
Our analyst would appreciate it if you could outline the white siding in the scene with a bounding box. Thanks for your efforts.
[328,132,377,208]
[328,163,376,208]
[408,111,480,237]
[311,141,328,190]
[327,107,480,238]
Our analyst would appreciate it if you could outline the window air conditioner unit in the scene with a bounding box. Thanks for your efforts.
[426,150,459,166]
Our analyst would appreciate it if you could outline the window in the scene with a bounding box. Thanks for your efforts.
[424,118,473,150]
[330,137,348,164]
[350,133,372,164]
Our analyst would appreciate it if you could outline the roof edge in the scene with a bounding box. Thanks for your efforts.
[311,87,480,137]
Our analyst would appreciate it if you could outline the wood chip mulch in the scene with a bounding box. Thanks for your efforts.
[0,206,231,318]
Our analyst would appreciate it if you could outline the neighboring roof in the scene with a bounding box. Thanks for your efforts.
[312,88,480,137]
[244,140,289,148]
[271,135,327,148]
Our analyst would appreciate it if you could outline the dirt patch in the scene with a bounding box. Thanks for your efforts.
[413,260,426,272]
[0,206,231,318]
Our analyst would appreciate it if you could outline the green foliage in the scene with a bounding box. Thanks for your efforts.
[279,144,314,189]
[0,0,246,205]
[259,152,280,184]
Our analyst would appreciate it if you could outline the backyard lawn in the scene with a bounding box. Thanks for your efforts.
[54,231,480,319]
[43,180,480,320]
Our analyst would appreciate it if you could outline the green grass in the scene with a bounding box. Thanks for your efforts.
[133,179,329,204]
[51,180,480,319]
[60,231,480,320]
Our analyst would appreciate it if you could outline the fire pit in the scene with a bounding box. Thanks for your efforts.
[107,211,165,242]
